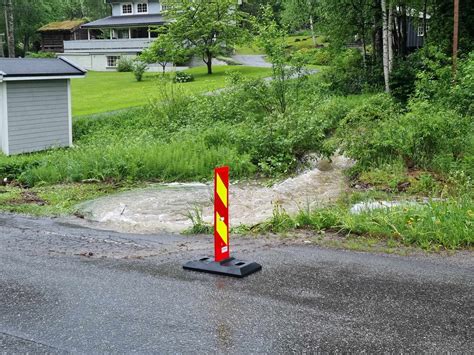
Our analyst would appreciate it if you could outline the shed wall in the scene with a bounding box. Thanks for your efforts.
[0,82,8,155]
[6,80,71,155]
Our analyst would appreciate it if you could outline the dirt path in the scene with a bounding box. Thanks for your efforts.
[76,156,351,234]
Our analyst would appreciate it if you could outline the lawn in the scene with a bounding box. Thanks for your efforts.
[235,35,328,55]
[71,65,272,116]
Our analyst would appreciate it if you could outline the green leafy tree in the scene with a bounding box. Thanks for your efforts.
[163,0,248,74]
[254,6,306,113]
[141,32,186,74]
[281,0,318,46]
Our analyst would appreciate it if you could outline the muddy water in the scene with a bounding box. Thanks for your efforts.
[77,156,352,233]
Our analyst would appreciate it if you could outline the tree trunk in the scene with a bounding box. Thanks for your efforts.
[309,13,316,47]
[4,0,15,58]
[24,34,29,54]
[388,3,394,73]
[452,0,459,78]
[205,50,213,74]
[0,33,4,57]
[373,0,383,64]
[381,0,390,93]
[400,4,407,57]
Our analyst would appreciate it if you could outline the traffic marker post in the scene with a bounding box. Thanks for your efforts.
[183,166,262,278]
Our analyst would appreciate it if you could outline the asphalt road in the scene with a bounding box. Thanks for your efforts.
[1,213,473,353]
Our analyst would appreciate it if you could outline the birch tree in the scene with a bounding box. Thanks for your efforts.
[381,0,390,92]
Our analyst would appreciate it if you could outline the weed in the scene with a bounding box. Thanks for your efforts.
[184,206,213,235]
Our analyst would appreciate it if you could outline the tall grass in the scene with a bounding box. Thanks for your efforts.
[9,138,254,187]
[259,198,474,250]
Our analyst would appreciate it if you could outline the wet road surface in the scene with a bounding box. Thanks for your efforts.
[1,213,473,353]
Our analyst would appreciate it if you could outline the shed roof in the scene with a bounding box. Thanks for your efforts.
[38,19,86,32]
[0,57,86,80]
[81,14,166,28]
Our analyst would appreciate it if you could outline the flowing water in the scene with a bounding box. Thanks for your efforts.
[77,156,353,234]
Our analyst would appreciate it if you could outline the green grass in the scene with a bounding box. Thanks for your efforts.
[234,44,264,55]
[254,197,473,250]
[285,35,328,50]
[235,35,328,55]
[72,66,272,116]
[0,183,131,216]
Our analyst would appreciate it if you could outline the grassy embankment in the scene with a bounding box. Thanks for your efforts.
[0,65,272,215]
[72,66,272,116]
[0,53,471,252]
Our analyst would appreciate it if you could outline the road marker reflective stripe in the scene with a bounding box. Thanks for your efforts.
[214,166,229,262]
[182,166,262,278]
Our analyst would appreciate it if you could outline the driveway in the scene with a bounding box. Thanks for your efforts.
[0,213,472,353]
[232,55,272,68]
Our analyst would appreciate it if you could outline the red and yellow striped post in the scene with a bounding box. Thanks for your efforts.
[214,166,230,262]
[182,166,261,277]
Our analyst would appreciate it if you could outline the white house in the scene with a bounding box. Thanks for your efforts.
[62,0,168,71]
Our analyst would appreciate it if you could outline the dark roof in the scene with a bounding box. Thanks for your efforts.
[38,19,86,32]
[0,57,86,78]
[82,14,167,28]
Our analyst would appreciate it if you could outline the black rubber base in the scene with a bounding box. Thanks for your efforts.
[183,257,262,278]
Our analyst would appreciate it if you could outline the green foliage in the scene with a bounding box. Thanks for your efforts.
[401,101,472,169]
[335,81,473,178]
[132,60,148,82]
[335,94,404,167]
[293,47,332,66]
[281,0,318,34]
[184,206,213,234]
[260,198,474,250]
[253,5,309,113]
[173,71,194,83]
[163,0,248,74]
[26,51,56,58]
[71,66,273,116]
[140,32,187,74]
[319,49,370,95]
[116,57,134,72]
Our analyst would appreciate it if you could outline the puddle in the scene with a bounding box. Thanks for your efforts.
[77,156,353,233]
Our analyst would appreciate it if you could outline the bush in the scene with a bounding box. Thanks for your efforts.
[173,71,194,83]
[400,101,472,169]
[335,94,404,167]
[320,49,366,95]
[132,60,148,82]
[117,57,134,72]
[26,51,56,58]
[293,47,332,66]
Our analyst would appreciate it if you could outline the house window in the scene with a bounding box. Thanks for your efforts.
[137,3,148,13]
[161,5,171,11]
[122,3,133,15]
[107,56,120,68]
[417,25,429,37]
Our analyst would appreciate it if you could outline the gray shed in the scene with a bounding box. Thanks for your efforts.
[0,57,86,156]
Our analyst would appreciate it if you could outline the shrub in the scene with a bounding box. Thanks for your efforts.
[335,94,404,167]
[116,57,134,72]
[173,71,194,83]
[293,47,332,66]
[401,101,472,168]
[132,60,148,82]
[320,49,366,95]
[26,51,56,58]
